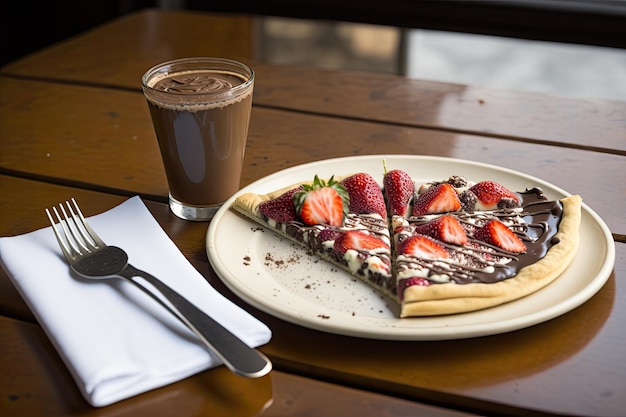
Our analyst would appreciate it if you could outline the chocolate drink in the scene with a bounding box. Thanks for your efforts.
[145,69,253,206]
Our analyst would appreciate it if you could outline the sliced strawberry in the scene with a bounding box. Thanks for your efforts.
[294,175,349,226]
[383,168,414,217]
[473,220,526,253]
[412,183,461,216]
[340,173,387,218]
[413,215,468,245]
[258,186,302,223]
[298,187,345,226]
[334,230,389,253]
[397,235,449,259]
[464,180,520,211]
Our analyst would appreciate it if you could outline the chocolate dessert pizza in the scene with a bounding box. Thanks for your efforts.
[232,166,582,317]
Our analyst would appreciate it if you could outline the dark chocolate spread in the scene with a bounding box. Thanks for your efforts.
[261,184,565,298]
[275,213,395,294]
[396,187,564,289]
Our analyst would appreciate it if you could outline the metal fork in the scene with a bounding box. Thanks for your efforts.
[46,198,271,378]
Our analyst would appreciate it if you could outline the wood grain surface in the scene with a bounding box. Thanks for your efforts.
[3,315,476,417]
[1,9,254,86]
[1,77,624,234]
[3,9,624,155]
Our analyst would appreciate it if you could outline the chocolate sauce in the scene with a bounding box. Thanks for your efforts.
[259,183,564,296]
[397,187,564,288]
[280,214,396,294]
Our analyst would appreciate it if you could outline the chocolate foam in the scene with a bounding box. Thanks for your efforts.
[146,69,253,111]
[152,71,242,94]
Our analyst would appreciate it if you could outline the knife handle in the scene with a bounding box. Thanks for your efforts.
[119,264,272,378]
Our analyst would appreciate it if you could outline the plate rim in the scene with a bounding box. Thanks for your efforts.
[206,154,615,340]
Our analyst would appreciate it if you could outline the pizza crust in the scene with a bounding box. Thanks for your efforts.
[399,194,582,317]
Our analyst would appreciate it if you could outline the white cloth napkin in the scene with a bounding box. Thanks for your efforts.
[0,196,272,407]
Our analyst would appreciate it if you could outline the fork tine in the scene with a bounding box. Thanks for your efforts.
[63,199,100,251]
[45,206,79,261]
[58,202,94,255]
[45,199,105,262]
[68,198,107,249]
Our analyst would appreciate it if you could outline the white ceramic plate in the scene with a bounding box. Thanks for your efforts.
[206,155,615,340]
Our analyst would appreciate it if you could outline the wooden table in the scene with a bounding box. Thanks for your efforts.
[1,8,624,417]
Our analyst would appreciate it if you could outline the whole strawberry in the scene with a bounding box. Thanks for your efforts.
[294,175,349,226]
[340,173,387,218]
[259,186,302,223]
[383,168,414,217]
